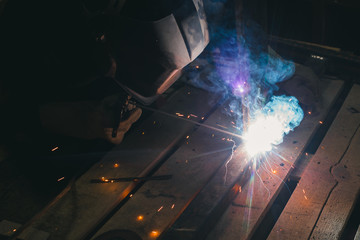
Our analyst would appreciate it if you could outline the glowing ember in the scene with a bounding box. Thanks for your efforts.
[57,177,65,182]
[137,215,144,221]
[51,146,59,152]
[243,95,304,157]
[150,230,160,238]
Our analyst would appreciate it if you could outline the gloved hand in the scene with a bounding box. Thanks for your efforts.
[39,96,142,144]
[102,101,142,144]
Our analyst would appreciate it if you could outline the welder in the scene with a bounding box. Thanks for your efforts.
[0,0,319,151]
[0,0,209,147]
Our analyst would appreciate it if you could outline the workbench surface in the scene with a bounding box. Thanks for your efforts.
[2,78,360,240]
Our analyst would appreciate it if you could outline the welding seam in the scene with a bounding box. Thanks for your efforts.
[307,122,360,240]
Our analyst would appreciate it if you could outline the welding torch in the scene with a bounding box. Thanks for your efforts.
[111,94,132,138]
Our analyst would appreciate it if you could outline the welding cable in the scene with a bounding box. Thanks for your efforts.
[135,103,243,140]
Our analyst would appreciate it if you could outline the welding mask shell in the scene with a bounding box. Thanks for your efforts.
[106,0,209,105]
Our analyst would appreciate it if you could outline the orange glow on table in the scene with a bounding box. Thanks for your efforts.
[150,230,160,238]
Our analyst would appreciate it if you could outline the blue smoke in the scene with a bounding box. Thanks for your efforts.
[187,0,302,140]
[212,25,295,107]
[243,95,304,156]
[263,95,304,136]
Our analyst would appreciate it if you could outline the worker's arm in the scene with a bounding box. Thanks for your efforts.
[39,99,142,144]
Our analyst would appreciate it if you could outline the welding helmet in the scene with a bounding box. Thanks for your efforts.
[99,0,209,105]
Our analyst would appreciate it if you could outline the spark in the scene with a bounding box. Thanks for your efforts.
[57,177,65,182]
[137,215,144,221]
[157,206,163,212]
[216,124,228,129]
[223,139,237,184]
[114,163,119,168]
[51,146,59,152]
[256,166,271,200]
[311,54,324,60]
[150,230,160,238]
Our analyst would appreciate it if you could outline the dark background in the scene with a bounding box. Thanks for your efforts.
[267,0,360,55]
